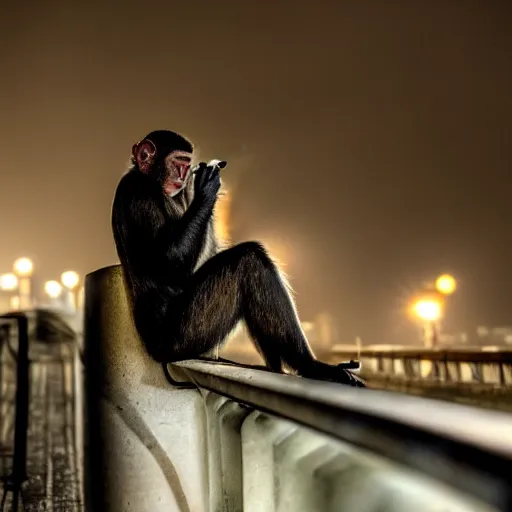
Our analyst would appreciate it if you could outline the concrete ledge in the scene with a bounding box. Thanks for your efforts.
[83,265,208,512]
[81,264,512,511]
[176,360,512,510]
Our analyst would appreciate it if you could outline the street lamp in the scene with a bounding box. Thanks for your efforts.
[412,295,443,349]
[0,272,19,310]
[13,257,34,310]
[61,270,81,312]
[435,274,457,296]
[44,280,63,299]
[61,271,80,290]
[13,257,34,277]
[0,273,18,291]
[413,299,442,322]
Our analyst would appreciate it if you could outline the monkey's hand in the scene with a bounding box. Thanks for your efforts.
[194,162,221,208]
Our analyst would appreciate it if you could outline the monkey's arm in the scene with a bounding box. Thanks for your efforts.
[158,166,220,270]
[124,183,213,273]
[158,199,214,270]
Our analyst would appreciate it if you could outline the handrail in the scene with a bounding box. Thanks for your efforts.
[1,310,82,510]
[330,346,512,393]
[332,347,512,363]
[174,359,512,511]
[83,265,512,511]
[0,313,30,511]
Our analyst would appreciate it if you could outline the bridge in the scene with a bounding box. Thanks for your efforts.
[1,264,511,511]
[329,346,512,412]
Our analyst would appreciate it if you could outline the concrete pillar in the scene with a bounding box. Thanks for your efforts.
[83,264,208,512]
[203,393,250,511]
[242,412,297,512]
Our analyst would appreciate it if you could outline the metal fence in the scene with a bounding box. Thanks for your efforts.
[0,312,83,511]
[331,347,512,385]
[0,314,30,511]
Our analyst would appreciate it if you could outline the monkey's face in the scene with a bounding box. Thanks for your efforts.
[131,131,194,196]
[161,150,193,197]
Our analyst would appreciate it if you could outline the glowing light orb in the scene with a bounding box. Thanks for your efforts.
[44,280,63,299]
[435,274,457,295]
[13,257,34,277]
[61,270,80,290]
[0,273,19,291]
[413,299,442,322]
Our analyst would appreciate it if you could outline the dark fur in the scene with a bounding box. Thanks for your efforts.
[112,131,365,387]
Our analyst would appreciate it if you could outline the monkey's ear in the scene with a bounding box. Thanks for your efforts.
[131,139,157,173]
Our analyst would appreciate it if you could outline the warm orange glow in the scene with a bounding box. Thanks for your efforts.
[435,274,457,295]
[10,296,20,310]
[413,299,442,321]
[13,257,34,277]
[0,273,18,291]
[215,188,232,244]
[61,270,80,289]
[44,280,63,298]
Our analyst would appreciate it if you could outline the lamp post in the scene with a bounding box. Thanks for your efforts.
[61,270,80,312]
[0,272,19,310]
[13,257,34,310]
[0,273,18,291]
[412,296,443,348]
[435,274,457,296]
[434,273,457,346]
[44,280,63,309]
[411,274,458,349]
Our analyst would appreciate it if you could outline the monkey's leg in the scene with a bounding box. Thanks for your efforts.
[238,243,364,386]
[166,242,364,387]
[164,242,282,371]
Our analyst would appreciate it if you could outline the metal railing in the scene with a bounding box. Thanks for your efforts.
[0,311,83,511]
[83,265,512,512]
[330,347,512,386]
[170,360,512,512]
[0,314,30,511]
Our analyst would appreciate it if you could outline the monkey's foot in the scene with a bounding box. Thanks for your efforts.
[335,365,366,387]
[300,362,367,388]
[337,359,360,370]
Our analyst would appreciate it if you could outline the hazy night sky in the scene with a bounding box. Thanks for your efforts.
[1,1,511,344]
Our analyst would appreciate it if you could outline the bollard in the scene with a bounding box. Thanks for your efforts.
[83,265,208,512]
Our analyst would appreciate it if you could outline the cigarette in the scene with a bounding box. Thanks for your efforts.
[192,160,227,174]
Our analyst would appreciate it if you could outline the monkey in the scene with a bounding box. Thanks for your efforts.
[111,130,365,387]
